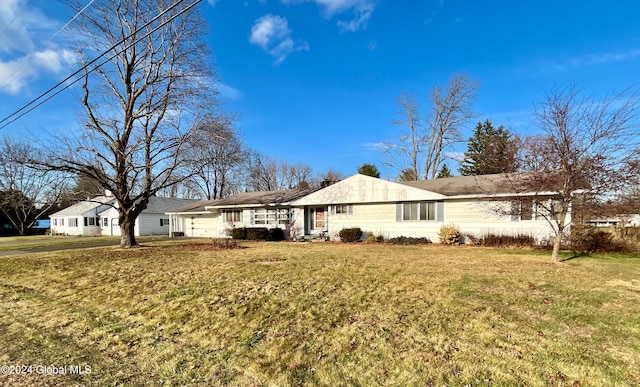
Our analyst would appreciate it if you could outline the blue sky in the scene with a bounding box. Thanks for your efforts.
[1,0,640,179]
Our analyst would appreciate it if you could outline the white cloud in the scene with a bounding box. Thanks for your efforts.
[0,0,76,94]
[217,82,243,101]
[0,48,77,95]
[0,0,57,53]
[337,2,374,32]
[530,48,640,75]
[249,14,309,64]
[362,141,387,151]
[207,0,219,5]
[367,40,377,51]
[282,0,376,31]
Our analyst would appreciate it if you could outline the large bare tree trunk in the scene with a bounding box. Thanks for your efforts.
[25,1,221,249]
[119,215,137,248]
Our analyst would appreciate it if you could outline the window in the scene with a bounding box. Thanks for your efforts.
[69,218,78,227]
[102,217,108,227]
[334,204,353,214]
[160,218,170,226]
[223,210,242,223]
[61,218,64,226]
[53,218,57,226]
[511,201,534,222]
[85,217,96,226]
[252,209,291,225]
[400,202,436,221]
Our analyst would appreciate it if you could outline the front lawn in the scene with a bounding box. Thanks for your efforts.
[0,242,638,386]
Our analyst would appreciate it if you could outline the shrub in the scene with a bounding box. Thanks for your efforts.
[570,225,636,253]
[246,228,267,241]
[267,228,285,241]
[231,228,247,240]
[366,231,384,243]
[339,227,363,243]
[438,225,461,245]
[478,233,536,248]
[211,238,239,249]
[386,236,431,245]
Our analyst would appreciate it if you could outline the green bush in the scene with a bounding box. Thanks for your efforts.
[231,228,247,240]
[339,227,363,243]
[438,225,461,245]
[246,228,267,241]
[231,227,285,242]
[386,236,431,245]
[267,228,285,241]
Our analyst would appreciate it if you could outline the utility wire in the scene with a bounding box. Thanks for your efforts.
[0,0,28,40]
[0,0,200,129]
[0,0,97,91]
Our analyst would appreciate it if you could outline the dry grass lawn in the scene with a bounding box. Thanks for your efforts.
[0,241,639,386]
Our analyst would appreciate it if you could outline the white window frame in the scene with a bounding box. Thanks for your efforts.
[223,210,242,223]
[69,218,78,227]
[400,202,436,221]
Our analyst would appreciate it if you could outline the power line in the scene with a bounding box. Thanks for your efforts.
[0,0,98,91]
[0,0,201,130]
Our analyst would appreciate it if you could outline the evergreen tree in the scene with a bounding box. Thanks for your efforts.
[436,164,453,178]
[459,120,519,176]
[357,163,381,178]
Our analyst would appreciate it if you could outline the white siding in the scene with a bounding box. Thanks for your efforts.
[135,214,170,236]
[327,203,444,241]
[443,199,558,241]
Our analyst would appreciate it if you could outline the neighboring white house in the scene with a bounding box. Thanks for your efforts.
[167,173,570,243]
[50,196,116,236]
[50,196,198,236]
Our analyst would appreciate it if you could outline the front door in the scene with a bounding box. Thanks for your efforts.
[314,207,326,229]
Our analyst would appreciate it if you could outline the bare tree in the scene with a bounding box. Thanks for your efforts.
[245,151,313,191]
[0,137,68,235]
[519,84,639,262]
[31,0,219,247]
[384,91,424,179]
[186,114,244,199]
[424,73,478,179]
[385,74,477,180]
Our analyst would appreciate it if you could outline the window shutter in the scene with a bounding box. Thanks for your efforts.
[84,217,87,227]
[160,218,163,226]
[396,203,402,222]
[437,201,444,222]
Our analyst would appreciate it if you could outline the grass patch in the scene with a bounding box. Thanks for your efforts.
[0,242,639,385]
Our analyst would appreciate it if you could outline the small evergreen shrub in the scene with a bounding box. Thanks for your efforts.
[231,227,285,242]
[386,236,431,245]
[339,227,363,242]
[438,225,461,245]
[267,228,285,241]
[231,228,247,240]
[246,228,267,241]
